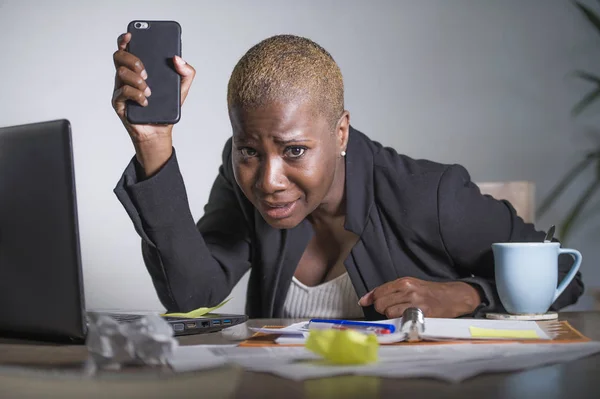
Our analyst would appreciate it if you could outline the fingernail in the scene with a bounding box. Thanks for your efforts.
[358,290,373,304]
[141,69,148,80]
[175,56,186,65]
[144,87,151,97]
[142,98,148,106]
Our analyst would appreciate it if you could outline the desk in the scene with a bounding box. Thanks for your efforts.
[1,312,599,399]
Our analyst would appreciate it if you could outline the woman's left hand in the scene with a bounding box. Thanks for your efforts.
[358,277,482,318]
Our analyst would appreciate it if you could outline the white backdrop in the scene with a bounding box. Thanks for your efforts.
[1,0,598,313]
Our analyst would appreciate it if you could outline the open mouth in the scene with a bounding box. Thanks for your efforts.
[261,200,298,220]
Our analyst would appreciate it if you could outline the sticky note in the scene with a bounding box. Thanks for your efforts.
[469,326,540,339]
[161,298,231,318]
[305,329,379,365]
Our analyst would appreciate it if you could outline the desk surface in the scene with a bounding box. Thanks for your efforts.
[1,312,599,399]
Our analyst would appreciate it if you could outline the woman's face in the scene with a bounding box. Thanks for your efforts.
[230,101,348,229]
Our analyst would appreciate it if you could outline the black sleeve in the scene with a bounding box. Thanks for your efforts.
[436,164,584,315]
[113,142,252,312]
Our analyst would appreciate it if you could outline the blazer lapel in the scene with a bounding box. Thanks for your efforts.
[343,127,398,318]
[255,213,314,318]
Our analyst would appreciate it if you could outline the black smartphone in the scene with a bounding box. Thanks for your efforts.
[125,20,182,125]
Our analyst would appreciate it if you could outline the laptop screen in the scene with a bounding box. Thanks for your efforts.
[0,119,86,342]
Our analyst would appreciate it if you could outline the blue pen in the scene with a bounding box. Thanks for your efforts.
[308,319,396,334]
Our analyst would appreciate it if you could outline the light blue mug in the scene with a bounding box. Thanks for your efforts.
[492,242,582,314]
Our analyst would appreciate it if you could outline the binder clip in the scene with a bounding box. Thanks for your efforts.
[400,307,424,342]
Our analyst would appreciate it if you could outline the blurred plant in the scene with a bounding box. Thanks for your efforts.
[536,0,600,243]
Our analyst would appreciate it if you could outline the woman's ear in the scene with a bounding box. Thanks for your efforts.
[336,110,350,153]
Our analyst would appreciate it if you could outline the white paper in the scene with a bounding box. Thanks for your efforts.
[249,321,310,335]
[170,341,600,382]
[169,345,229,372]
[223,342,600,382]
[420,318,550,341]
[84,313,178,374]
[383,342,600,383]
[275,335,310,345]
[209,345,315,359]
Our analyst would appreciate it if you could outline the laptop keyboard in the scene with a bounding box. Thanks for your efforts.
[105,313,144,322]
[86,313,144,323]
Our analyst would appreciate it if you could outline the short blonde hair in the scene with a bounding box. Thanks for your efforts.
[227,34,344,128]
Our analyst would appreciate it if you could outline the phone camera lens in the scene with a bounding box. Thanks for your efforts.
[135,22,142,29]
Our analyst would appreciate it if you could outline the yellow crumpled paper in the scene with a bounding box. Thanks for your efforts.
[160,298,231,318]
[305,328,379,365]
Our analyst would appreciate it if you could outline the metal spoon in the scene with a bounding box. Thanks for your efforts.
[544,225,555,243]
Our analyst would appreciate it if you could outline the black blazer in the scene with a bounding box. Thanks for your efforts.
[114,126,583,319]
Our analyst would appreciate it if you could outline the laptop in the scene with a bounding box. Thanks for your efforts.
[0,119,247,343]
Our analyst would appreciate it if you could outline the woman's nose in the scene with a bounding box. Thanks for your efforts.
[255,158,287,194]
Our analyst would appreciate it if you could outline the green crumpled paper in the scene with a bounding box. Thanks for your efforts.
[160,298,232,318]
[305,328,379,365]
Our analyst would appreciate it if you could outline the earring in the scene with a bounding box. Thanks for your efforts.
[341,150,346,157]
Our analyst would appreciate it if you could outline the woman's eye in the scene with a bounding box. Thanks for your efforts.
[285,146,306,158]
[241,148,258,157]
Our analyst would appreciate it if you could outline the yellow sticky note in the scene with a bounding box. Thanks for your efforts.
[161,298,231,318]
[305,329,379,365]
[469,326,540,339]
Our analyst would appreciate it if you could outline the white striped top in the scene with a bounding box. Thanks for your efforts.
[282,272,365,319]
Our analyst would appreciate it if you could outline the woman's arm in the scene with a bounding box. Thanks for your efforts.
[437,164,584,314]
[114,141,252,312]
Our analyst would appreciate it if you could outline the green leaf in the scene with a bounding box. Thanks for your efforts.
[560,178,600,244]
[572,86,600,116]
[574,70,600,84]
[536,153,596,219]
[574,1,600,37]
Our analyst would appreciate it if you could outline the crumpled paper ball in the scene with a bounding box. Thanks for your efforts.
[305,329,379,365]
[84,313,178,375]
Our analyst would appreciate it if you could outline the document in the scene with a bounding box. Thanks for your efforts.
[213,342,600,383]
[168,340,600,382]
[169,345,230,372]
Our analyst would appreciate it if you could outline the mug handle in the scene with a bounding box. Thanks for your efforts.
[553,248,583,302]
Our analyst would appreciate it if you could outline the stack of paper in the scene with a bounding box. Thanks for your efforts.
[169,345,230,372]
[196,342,600,383]
[166,317,600,382]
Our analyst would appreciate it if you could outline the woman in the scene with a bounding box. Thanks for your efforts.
[111,33,583,320]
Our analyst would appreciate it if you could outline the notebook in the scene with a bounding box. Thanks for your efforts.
[243,317,590,347]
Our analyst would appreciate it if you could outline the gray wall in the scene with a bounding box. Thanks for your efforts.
[1,0,598,313]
